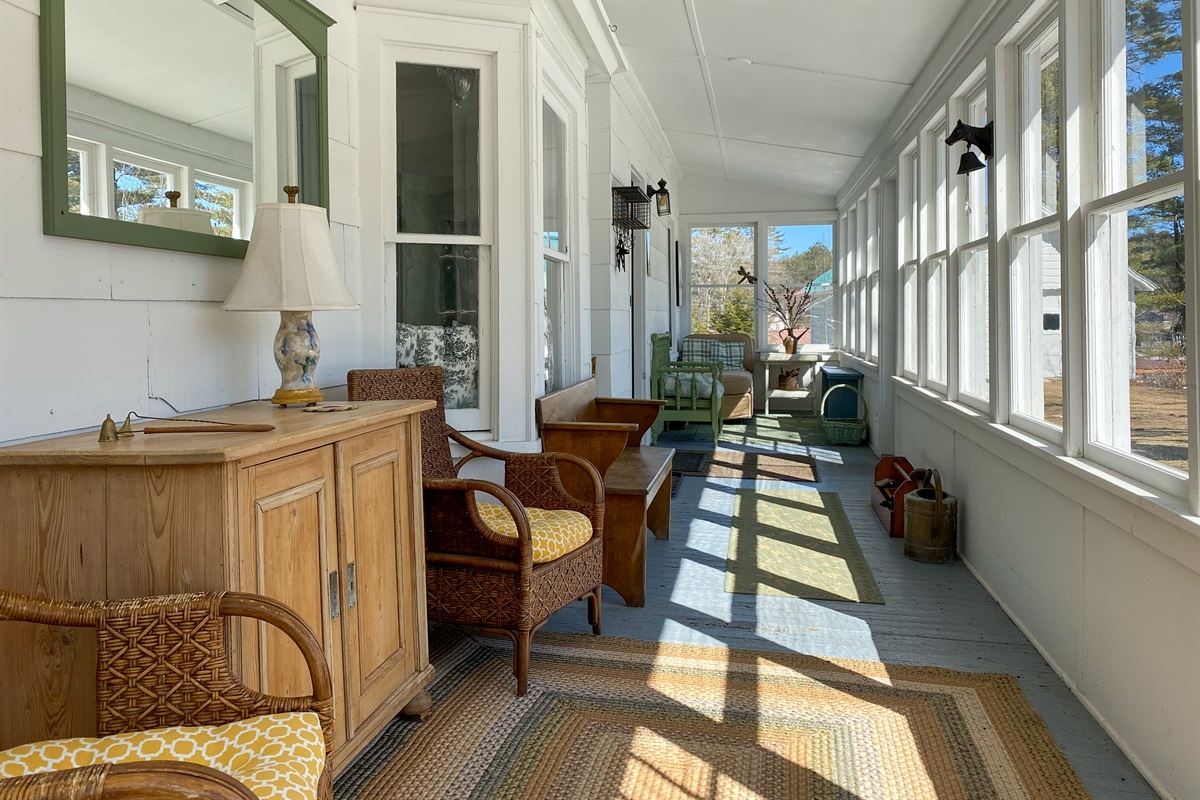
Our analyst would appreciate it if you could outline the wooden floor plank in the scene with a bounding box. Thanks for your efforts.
[542,416,1161,800]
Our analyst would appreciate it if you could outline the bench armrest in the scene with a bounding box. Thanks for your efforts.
[541,421,635,478]
[593,398,666,445]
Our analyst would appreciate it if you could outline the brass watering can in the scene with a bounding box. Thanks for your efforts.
[903,468,958,564]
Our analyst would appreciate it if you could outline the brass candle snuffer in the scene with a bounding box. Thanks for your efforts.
[98,412,275,442]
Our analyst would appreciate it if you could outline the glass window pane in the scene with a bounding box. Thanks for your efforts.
[926,256,947,383]
[396,243,480,409]
[1124,0,1183,187]
[808,270,835,346]
[767,225,833,287]
[967,91,989,240]
[66,149,82,214]
[690,286,754,336]
[1012,227,1063,426]
[907,152,919,260]
[395,63,481,236]
[113,159,171,223]
[902,264,919,373]
[194,179,236,238]
[544,258,566,393]
[690,226,754,285]
[295,73,321,206]
[1091,194,1187,472]
[1040,46,1060,214]
[959,246,990,400]
[542,102,567,252]
[934,136,947,252]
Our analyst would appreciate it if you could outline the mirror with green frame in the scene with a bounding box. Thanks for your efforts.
[41,0,333,259]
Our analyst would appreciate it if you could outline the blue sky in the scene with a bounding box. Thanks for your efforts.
[774,224,832,257]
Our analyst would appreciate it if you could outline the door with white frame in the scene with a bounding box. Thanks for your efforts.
[385,46,494,431]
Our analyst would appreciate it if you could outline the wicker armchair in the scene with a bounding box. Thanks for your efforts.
[347,367,604,696]
[0,591,335,800]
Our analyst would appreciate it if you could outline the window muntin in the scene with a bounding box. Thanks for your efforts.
[1089,193,1187,475]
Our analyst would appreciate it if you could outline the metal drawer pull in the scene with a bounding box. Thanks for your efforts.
[347,562,357,609]
[329,570,340,619]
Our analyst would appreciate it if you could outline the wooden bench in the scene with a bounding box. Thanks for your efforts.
[536,379,673,607]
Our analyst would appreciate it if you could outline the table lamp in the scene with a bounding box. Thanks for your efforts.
[223,186,359,406]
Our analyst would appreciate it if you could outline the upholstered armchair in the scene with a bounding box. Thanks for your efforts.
[347,367,604,696]
[0,591,334,800]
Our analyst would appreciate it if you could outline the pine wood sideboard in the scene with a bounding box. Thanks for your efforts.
[0,400,434,773]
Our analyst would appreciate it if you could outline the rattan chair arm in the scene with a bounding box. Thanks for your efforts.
[425,477,533,563]
[0,591,105,627]
[445,427,521,462]
[218,593,333,706]
[542,452,604,512]
[0,763,257,800]
[102,762,258,799]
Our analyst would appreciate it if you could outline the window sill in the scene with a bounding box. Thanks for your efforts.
[837,351,880,379]
[891,377,1200,567]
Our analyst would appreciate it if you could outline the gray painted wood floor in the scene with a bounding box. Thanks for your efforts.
[541,416,1160,799]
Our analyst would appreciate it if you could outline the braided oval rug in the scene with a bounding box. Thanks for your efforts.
[335,627,1089,800]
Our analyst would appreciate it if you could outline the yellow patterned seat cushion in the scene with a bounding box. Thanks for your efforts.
[476,504,593,563]
[0,712,324,800]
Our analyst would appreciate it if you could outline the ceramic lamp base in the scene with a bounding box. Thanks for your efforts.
[272,310,324,407]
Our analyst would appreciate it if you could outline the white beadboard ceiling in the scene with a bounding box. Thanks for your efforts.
[603,0,970,197]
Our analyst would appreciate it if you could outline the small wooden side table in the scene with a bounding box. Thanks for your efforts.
[757,352,828,415]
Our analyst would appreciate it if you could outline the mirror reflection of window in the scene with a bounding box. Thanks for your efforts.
[61,0,315,239]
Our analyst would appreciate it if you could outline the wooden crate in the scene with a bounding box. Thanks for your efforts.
[871,455,924,538]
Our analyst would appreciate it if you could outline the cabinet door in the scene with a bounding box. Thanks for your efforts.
[336,423,422,735]
[239,447,345,748]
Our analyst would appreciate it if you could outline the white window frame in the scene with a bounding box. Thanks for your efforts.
[898,144,920,380]
[193,170,251,239]
[537,71,579,396]
[66,135,105,218]
[382,45,496,432]
[109,148,185,223]
[1007,11,1066,444]
[921,114,949,393]
[956,76,991,412]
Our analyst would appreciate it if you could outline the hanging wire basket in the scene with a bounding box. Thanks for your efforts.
[819,383,868,445]
[612,185,651,230]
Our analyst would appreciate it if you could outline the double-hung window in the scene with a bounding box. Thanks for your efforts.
[922,116,949,391]
[1086,0,1188,489]
[899,145,920,379]
[958,83,991,408]
[541,98,570,394]
[388,55,493,429]
[689,225,755,338]
[1010,17,1064,437]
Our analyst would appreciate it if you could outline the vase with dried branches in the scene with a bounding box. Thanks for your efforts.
[737,267,816,354]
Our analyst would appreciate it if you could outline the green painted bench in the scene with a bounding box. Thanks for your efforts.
[650,332,724,446]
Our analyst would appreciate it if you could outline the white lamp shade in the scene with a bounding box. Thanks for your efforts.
[223,201,359,311]
[138,205,214,235]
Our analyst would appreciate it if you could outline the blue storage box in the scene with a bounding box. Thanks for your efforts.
[819,366,863,419]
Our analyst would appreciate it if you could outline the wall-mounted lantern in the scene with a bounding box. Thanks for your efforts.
[646,179,671,216]
[612,184,651,271]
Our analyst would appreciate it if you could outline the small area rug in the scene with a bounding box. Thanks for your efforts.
[671,449,712,475]
[334,628,1090,799]
[704,450,819,482]
[726,489,883,603]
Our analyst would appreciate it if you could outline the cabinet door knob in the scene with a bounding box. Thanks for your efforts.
[347,562,357,609]
[329,570,340,619]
